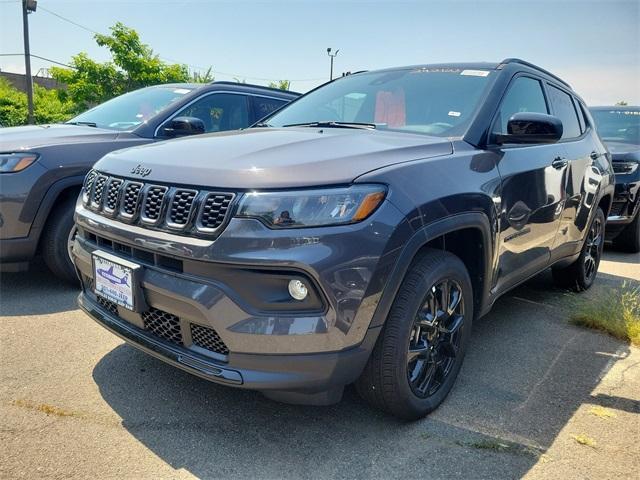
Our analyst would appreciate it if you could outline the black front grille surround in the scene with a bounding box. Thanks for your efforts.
[82,170,235,238]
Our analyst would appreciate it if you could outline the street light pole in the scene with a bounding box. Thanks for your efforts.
[327,48,339,81]
[22,0,37,124]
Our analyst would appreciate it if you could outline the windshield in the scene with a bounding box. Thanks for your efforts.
[590,108,640,144]
[266,67,495,136]
[68,86,194,131]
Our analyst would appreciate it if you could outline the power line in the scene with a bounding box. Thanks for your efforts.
[0,53,75,69]
[13,5,326,83]
[38,5,100,35]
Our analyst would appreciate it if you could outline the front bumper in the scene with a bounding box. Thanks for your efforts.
[78,293,380,404]
[605,168,639,238]
[73,199,408,402]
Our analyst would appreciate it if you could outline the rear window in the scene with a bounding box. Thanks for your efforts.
[547,85,581,139]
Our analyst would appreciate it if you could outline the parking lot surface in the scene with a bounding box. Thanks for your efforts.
[1,251,639,479]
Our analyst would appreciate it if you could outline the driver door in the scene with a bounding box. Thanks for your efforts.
[491,75,568,293]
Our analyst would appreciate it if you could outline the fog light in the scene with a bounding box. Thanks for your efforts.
[288,279,308,301]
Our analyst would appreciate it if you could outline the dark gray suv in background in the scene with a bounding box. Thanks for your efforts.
[72,59,613,419]
[0,82,297,281]
[590,106,639,252]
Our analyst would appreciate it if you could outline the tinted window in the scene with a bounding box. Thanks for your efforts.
[267,68,495,137]
[174,93,249,133]
[493,76,548,135]
[547,85,581,139]
[253,96,287,121]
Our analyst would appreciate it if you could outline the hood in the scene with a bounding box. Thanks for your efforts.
[95,127,452,189]
[0,124,119,151]
[603,140,640,162]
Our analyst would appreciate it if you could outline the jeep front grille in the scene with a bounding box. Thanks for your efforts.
[82,170,235,238]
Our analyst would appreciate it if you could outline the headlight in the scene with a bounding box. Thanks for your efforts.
[0,153,39,173]
[236,184,386,228]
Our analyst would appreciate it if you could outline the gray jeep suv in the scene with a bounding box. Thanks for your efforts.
[72,59,613,419]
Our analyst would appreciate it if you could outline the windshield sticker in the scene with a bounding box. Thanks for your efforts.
[173,88,190,94]
[411,67,461,74]
[461,69,490,77]
[448,111,461,117]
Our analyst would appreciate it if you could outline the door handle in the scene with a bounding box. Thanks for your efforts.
[590,151,600,161]
[552,157,568,169]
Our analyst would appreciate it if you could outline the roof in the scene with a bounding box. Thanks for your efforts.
[139,82,299,97]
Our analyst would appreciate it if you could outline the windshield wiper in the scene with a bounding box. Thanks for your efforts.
[66,121,97,127]
[282,121,377,130]
[251,122,272,128]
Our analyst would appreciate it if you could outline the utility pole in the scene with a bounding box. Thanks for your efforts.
[327,48,339,81]
[22,0,37,124]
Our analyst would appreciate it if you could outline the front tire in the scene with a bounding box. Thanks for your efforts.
[41,196,79,284]
[552,207,605,291]
[356,249,473,420]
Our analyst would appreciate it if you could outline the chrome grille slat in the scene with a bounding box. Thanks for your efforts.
[82,170,98,203]
[197,193,235,233]
[90,175,108,209]
[104,178,123,214]
[120,181,143,219]
[167,189,197,229]
[140,185,168,224]
[81,170,234,238]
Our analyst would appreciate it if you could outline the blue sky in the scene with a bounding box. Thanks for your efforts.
[1,0,638,104]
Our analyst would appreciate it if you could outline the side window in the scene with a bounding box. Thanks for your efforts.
[174,93,249,133]
[493,76,548,135]
[252,96,287,122]
[547,85,581,139]
[573,97,586,133]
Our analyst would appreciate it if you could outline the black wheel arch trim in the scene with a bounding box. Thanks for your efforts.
[369,212,494,329]
[31,174,85,241]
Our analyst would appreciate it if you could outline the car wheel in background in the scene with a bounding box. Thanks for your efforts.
[356,249,473,420]
[612,210,640,253]
[553,207,605,291]
[42,196,80,284]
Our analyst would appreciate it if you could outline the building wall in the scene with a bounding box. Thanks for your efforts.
[0,71,66,92]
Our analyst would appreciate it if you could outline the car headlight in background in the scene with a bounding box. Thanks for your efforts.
[0,153,39,173]
[236,184,387,228]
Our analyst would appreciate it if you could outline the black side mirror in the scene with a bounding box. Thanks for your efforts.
[495,112,563,145]
[161,116,206,137]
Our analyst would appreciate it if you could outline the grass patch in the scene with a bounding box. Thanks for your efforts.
[570,281,640,346]
[11,399,80,418]
[571,433,597,448]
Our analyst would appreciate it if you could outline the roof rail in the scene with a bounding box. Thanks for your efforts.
[207,80,300,95]
[498,58,571,89]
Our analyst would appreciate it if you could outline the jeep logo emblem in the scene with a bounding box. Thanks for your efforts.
[130,164,152,177]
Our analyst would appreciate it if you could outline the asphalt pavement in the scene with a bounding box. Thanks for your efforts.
[1,250,638,479]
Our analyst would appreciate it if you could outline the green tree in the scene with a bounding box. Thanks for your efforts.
[190,67,214,83]
[268,80,291,91]
[51,22,191,111]
[0,78,74,126]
